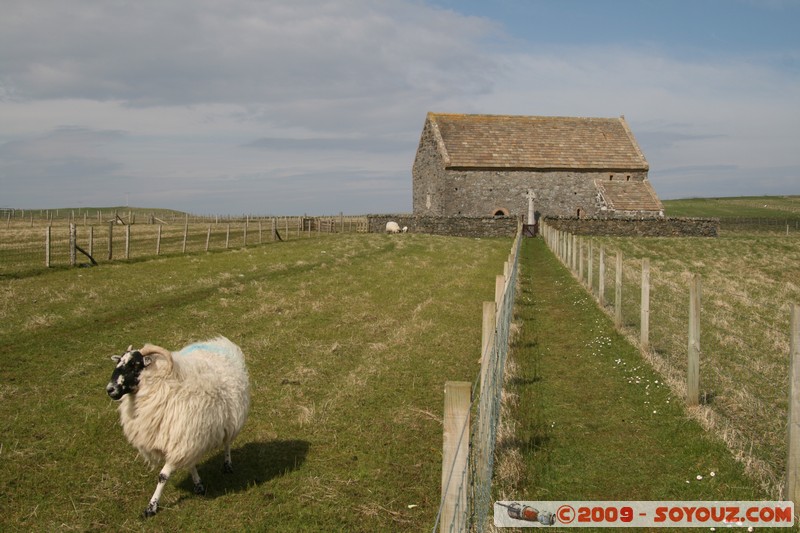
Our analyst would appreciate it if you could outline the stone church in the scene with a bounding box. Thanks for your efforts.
[412,112,664,222]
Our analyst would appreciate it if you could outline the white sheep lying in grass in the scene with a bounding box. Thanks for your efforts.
[385,221,408,234]
[106,336,250,517]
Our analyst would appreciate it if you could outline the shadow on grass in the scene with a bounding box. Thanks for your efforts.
[507,375,541,386]
[177,439,310,497]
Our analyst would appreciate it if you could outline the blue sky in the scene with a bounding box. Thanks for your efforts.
[1,0,798,215]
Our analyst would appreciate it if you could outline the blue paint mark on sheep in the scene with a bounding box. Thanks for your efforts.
[177,343,219,355]
[176,341,241,362]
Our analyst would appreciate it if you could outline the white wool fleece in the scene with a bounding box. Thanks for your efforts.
[118,336,250,470]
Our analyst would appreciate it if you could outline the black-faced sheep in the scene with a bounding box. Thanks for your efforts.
[106,336,250,517]
[385,221,408,234]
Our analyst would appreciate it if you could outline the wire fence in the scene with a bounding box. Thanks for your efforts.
[720,217,800,235]
[540,220,800,499]
[0,212,368,276]
[433,220,523,533]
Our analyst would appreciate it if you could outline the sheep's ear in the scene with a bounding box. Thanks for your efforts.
[111,355,121,363]
[126,344,133,352]
[143,356,153,367]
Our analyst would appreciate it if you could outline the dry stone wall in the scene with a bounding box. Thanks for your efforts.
[545,216,719,237]
[367,215,520,238]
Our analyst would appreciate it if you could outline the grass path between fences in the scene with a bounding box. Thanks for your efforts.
[495,238,768,520]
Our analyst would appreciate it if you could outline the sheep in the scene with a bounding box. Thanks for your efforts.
[105,336,250,517]
[385,221,408,234]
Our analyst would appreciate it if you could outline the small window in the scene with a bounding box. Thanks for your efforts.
[626,175,631,181]
[577,208,583,218]
[609,174,614,180]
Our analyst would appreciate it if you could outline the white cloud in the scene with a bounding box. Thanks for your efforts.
[467,46,800,198]
[0,0,798,212]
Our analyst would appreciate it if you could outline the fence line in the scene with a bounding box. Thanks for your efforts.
[434,219,523,533]
[0,215,369,275]
[540,220,800,504]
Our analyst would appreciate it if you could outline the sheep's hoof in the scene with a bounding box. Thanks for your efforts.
[143,504,158,518]
[194,482,207,495]
[223,460,234,473]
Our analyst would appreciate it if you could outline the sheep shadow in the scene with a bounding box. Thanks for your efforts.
[177,439,309,497]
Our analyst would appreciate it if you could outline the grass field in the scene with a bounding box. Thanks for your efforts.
[0,208,366,278]
[545,223,800,499]
[493,239,763,509]
[2,197,797,530]
[0,233,511,531]
[662,195,800,218]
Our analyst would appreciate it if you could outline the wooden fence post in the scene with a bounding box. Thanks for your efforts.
[599,247,606,307]
[107,221,113,261]
[182,220,189,253]
[206,226,211,252]
[786,304,800,508]
[578,238,584,282]
[480,302,497,392]
[641,258,650,351]
[441,381,471,533]
[125,224,131,260]
[243,220,248,247]
[495,274,505,309]
[687,274,702,406]
[476,301,497,513]
[226,224,230,249]
[615,251,623,327]
[572,234,578,272]
[156,225,162,255]
[89,226,94,258]
[588,240,593,291]
[46,226,52,267]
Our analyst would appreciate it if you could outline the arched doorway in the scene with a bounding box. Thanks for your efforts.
[492,208,509,217]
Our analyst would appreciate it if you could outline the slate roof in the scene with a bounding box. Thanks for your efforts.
[429,113,649,171]
[596,180,663,212]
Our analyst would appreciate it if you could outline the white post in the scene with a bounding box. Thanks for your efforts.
[687,274,702,406]
[599,247,606,306]
[785,304,800,507]
[615,251,623,327]
[641,259,650,351]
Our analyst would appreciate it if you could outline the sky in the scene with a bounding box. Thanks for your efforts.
[1,0,799,215]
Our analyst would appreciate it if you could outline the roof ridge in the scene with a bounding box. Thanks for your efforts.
[428,112,622,121]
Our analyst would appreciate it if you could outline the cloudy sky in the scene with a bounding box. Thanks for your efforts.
[1,0,798,215]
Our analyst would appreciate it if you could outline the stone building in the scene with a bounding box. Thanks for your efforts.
[412,112,663,222]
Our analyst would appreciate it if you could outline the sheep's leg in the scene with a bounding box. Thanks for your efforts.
[144,464,174,518]
[190,466,206,495]
[223,443,234,473]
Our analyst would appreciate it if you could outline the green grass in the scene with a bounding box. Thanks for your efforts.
[499,239,762,505]
[0,233,511,532]
[1,222,790,531]
[540,220,800,501]
[663,195,800,218]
